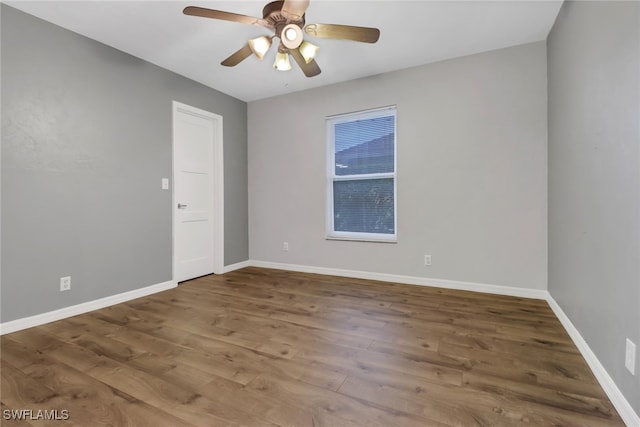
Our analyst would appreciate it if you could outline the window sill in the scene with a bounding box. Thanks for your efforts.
[326,234,397,244]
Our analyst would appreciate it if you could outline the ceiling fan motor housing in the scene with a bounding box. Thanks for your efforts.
[263,0,305,39]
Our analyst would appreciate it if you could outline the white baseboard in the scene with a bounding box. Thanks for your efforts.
[0,280,176,335]
[222,260,253,273]
[250,260,549,300]
[546,296,640,427]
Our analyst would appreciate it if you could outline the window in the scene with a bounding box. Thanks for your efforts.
[326,106,397,242]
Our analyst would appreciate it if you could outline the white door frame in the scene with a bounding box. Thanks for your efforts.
[172,101,224,281]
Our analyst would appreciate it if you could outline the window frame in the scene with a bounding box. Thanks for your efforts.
[326,106,398,243]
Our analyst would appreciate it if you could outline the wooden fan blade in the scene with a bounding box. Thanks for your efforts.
[183,6,271,28]
[304,23,380,43]
[290,48,321,77]
[221,44,253,67]
[281,0,310,22]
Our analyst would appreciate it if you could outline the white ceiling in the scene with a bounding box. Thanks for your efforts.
[6,1,563,102]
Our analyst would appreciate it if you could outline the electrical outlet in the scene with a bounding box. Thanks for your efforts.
[625,338,636,375]
[283,242,289,251]
[60,276,71,292]
[424,255,432,266]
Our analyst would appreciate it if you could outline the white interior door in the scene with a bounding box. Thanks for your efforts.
[173,102,224,282]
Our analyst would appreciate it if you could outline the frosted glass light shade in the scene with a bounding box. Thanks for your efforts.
[273,52,291,71]
[248,36,271,60]
[299,41,319,63]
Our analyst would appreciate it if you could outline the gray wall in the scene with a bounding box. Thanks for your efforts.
[1,5,249,323]
[548,1,640,414]
[248,42,548,290]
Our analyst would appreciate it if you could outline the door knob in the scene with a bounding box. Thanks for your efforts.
[177,203,188,209]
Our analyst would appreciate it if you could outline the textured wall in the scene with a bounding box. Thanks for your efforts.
[1,5,248,322]
[248,42,548,290]
[547,1,640,414]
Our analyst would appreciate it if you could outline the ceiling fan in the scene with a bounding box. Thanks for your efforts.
[183,0,381,77]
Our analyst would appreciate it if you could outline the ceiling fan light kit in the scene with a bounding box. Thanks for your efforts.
[183,0,380,77]
[274,51,292,71]
[281,23,304,49]
[248,36,272,60]
[299,41,319,64]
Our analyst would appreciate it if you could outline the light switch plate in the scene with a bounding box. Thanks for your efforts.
[162,178,169,190]
[626,338,636,375]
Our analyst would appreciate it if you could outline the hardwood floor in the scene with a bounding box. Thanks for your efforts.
[1,267,624,426]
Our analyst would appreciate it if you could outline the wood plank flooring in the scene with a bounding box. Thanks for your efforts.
[1,267,624,426]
